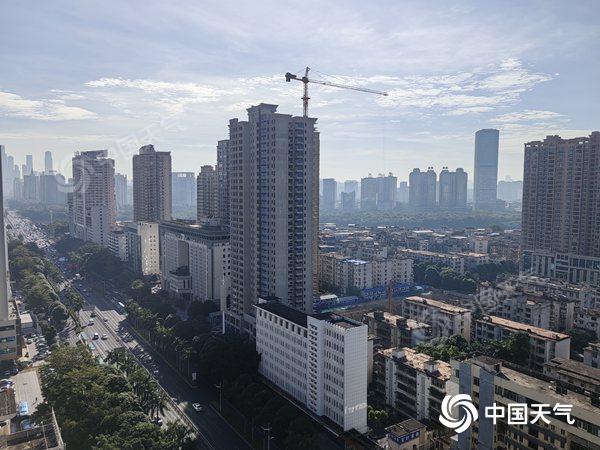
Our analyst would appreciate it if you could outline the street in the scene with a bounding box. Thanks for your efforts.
[6,211,252,450]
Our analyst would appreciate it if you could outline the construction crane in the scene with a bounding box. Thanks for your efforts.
[285,67,388,117]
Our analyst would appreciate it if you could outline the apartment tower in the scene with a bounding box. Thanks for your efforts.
[522,132,600,284]
[71,150,115,246]
[226,104,319,332]
[132,144,172,222]
[196,165,218,223]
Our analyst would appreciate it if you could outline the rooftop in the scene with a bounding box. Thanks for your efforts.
[256,302,308,328]
[544,357,600,385]
[386,418,425,437]
[381,347,451,380]
[364,311,431,330]
[468,356,599,414]
[478,315,570,341]
[404,296,470,314]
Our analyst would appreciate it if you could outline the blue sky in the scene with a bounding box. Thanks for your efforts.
[1,0,598,182]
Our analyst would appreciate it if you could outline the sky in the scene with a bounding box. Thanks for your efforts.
[1,0,599,182]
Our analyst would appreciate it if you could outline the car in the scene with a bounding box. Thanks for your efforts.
[88,319,94,326]
[153,417,163,426]
[104,318,108,322]
[26,339,32,345]
[101,334,108,340]
[152,369,159,376]
[93,333,99,340]
[90,311,96,318]
[192,403,204,412]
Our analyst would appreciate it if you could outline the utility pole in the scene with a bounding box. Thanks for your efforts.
[262,423,272,450]
[215,381,223,411]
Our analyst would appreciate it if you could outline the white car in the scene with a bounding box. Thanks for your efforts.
[192,403,204,412]
[93,333,99,340]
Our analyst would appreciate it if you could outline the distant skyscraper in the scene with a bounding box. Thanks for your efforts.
[216,140,230,227]
[497,179,523,203]
[409,168,437,209]
[473,129,500,210]
[132,144,172,222]
[171,172,196,208]
[379,173,397,210]
[439,167,468,210]
[322,178,337,210]
[340,191,356,210]
[226,104,319,331]
[397,181,409,204]
[44,150,53,173]
[114,173,128,210]
[71,150,115,246]
[196,165,218,222]
[25,155,33,176]
[522,132,600,285]
[39,173,67,205]
[361,175,378,210]
[344,180,358,194]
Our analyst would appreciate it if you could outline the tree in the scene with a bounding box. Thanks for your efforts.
[568,328,596,353]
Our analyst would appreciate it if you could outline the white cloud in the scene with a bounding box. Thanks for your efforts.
[376,59,553,115]
[490,109,565,124]
[0,91,96,121]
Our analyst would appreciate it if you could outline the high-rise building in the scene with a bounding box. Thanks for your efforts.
[196,165,218,223]
[522,132,600,285]
[22,173,40,202]
[360,175,378,210]
[226,104,319,332]
[71,150,115,247]
[160,221,230,305]
[473,128,500,210]
[344,180,359,196]
[1,146,17,198]
[340,191,356,210]
[438,167,468,209]
[171,172,196,208]
[409,168,437,209]
[132,144,171,222]
[379,172,397,209]
[39,173,67,205]
[0,156,18,361]
[497,179,523,202]
[24,154,33,176]
[44,150,53,173]
[114,173,128,211]
[216,140,230,226]
[321,178,336,210]
[397,181,409,204]
[256,302,368,432]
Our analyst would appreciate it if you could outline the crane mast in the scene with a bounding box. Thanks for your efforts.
[285,66,388,117]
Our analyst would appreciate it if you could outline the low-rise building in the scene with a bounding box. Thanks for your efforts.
[543,357,600,395]
[583,342,600,369]
[255,301,368,433]
[363,311,432,348]
[373,347,452,423]
[451,356,600,450]
[474,315,571,372]
[480,278,578,331]
[400,296,471,341]
[396,249,465,274]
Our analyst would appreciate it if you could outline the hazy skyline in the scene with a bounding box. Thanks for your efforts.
[1,0,598,181]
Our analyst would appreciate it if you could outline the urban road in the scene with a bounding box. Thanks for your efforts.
[6,210,251,450]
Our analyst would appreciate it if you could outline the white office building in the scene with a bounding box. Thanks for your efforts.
[255,301,368,433]
[160,221,230,306]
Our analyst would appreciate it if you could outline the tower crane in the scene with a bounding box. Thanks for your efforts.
[285,67,388,117]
